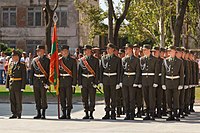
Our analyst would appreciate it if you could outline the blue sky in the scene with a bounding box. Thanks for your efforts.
[99,0,120,11]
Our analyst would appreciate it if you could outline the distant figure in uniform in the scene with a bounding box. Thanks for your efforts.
[6,50,26,119]
[120,44,141,120]
[78,45,99,119]
[100,43,121,120]
[59,45,77,119]
[140,44,159,120]
[162,46,184,121]
[30,45,50,119]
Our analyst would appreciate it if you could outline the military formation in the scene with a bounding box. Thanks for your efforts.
[5,43,199,121]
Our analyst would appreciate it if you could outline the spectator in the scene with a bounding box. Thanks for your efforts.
[0,52,6,84]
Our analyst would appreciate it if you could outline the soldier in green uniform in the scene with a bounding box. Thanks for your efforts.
[140,44,159,120]
[162,46,184,121]
[100,43,121,120]
[6,50,26,119]
[59,45,77,119]
[120,44,141,120]
[30,45,50,119]
[151,46,163,118]
[78,45,99,119]
[133,44,143,118]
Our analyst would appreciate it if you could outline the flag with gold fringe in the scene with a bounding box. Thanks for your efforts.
[49,23,59,95]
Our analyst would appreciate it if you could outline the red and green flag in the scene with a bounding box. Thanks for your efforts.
[49,24,59,95]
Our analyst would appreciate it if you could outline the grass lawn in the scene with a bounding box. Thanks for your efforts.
[0,85,104,97]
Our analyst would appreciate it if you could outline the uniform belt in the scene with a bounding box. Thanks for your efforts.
[166,75,180,80]
[60,73,71,77]
[82,74,94,78]
[10,78,22,81]
[159,73,162,76]
[142,73,155,76]
[124,72,136,76]
[103,72,117,77]
[34,74,45,78]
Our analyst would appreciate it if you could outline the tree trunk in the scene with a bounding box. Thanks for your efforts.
[196,0,200,48]
[108,0,114,44]
[173,0,189,47]
[159,0,165,47]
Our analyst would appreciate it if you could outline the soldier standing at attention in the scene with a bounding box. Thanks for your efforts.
[151,46,163,118]
[78,45,99,119]
[116,49,125,117]
[120,44,140,120]
[30,45,50,119]
[133,44,143,118]
[140,44,159,120]
[6,50,26,119]
[100,43,121,120]
[59,45,77,119]
[162,46,184,121]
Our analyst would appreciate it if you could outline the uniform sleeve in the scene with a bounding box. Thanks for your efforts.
[134,58,141,85]
[154,58,159,84]
[161,61,166,85]
[117,57,121,84]
[72,59,77,86]
[179,60,184,86]
[29,60,34,85]
[78,60,82,85]
[5,69,10,89]
[21,64,27,89]
[46,58,50,85]
[99,57,104,83]
[120,58,124,83]
[94,58,99,85]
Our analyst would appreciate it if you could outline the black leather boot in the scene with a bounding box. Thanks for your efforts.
[89,111,94,119]
[111,111,116,120]
[166,111,174,121]
[143,112,151,120]
[41,109,46,119]
[82,111,89,119]
[33,109,41,119]
[102,111,110,119]
[174,110,180,121]
[60,110,66,119]
[66,109,71,119]
[124,113,130,120]
[190,103,195,112]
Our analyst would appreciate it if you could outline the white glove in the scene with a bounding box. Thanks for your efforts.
[93,84,98,88]
[184,85,189,89]
[162,85,166,90]
[133,84,138,87]
[119,83,122,88]
[21,89,25,92]
[72,85,76,88]
[189,85,193,88]
[153,84,158,88]
[116,84,121,90]
[79,85,83,89]
[6,88,10,91]
[138,84,142,88]
[44,84,49,89]
[178,85,183,90]
[30,85,33,89]
[99,83,103,88]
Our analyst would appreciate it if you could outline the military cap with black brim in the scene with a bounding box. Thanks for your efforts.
[143,44,151,49]
[125,43,133,49]
[176,47,182,52]
[61,45,69,50]
[36,45,45,50]
[160,47,166,52]
[133,44,140,48]
[106,43,116,49]
[151,46,160,51]
[119,49,125,54]
[12,50,21,57]
[83,45,92,50]
[168,46,177,51]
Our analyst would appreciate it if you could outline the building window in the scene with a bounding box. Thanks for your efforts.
[56,7,68,27]
[2,7,16,27]
[28,7,42,27]
[26,40,42,54]
[58,40,68,50]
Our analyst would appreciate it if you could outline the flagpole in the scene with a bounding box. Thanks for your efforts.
[53,12,60,119]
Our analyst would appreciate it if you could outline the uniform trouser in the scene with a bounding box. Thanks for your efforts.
[156,85,163,110]
[33,85,48,110]
[103,85,116,112]
[59,86,73,111]
[116,88,123,108]
[82,84,96,112]
[162,90,167,111]
[10,90,22,115]
[184,89,191,108]
[190,87,195,104]
[142,85,156,113]
[166,89,180,112]
[179,89,185,110]
[122,85,136,114]
[135,87,143,109]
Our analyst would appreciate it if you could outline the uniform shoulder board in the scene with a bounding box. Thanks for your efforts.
[70,56,76,59]
[20,62,25,64]
[93,55,98,59]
